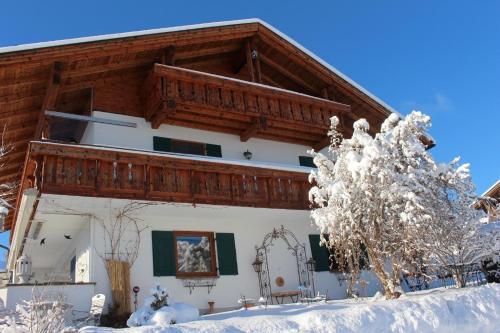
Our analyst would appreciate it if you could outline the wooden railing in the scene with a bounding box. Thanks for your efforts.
[26,142,311,210]
[144,64,350,130]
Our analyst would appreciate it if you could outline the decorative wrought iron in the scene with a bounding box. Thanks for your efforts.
[254,225,313,303]
[181,278,217,294]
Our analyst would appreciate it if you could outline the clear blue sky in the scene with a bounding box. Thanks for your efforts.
[0,1,498,249]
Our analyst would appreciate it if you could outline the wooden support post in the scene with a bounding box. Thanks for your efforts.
[251,37,262,84]
[313,136,331,151]
[34,61,63,140]
[240,116,267,142]
[321,87,329,100]
[325,85,337,101]
[245,39,255,82]
[151,99,176,129]
[162,45,176,66]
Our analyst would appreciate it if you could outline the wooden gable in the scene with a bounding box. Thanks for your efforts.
[0,20,395,230]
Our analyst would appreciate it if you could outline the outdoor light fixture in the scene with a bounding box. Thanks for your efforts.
[243,149,253,160]
[252,256,263,273]
[16,254,32,284]
[306,257,317,296]
[306,257,316,272]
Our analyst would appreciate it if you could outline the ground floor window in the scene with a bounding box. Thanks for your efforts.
[174,231,217,277]
[152,230,239,277]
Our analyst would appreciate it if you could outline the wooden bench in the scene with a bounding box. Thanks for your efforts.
[271,290,301,304]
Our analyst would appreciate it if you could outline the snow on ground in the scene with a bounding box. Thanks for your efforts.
[78,284,500,333]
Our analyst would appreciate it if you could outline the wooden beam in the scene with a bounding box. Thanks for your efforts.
[34,61,63,139]
[240,116,267,142]
[251,37,262,83]
[151,99,176,129]
[259,53,318,95]
[313,136,331,151]
[161,45,176,65]
[245,39,255,82]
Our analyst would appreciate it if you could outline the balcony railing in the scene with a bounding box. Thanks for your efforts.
[24,142,311,210]
[143,64,350,145]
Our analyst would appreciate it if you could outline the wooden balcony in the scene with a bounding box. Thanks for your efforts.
[143,64,350,147]
[23,142,311,210]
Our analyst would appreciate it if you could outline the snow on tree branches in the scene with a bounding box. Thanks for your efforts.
[308,111,486,298]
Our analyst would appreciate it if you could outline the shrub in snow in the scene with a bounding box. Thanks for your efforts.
[3,296,74,333]
[414,157,486,287]
[127,285,199,327]
[309,111,487,298]
[309,112,437,298]
[148,285,169,311]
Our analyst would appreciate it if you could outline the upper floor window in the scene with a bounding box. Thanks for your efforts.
[153,136,222,157]
[299,156,316,168]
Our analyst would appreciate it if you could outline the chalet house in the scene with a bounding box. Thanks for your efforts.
[0,19,410,314]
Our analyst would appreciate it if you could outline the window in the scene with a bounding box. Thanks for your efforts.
[299,156,316,168]
[309,234,369,272]
[173,231,217,277]
[153,136,222,157]
[151,230,238,277]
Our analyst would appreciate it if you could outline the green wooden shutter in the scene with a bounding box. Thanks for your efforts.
[359,243,369,269]
[206,144,222,157]
[153,136,172,152]
[299,156,316,168]
[151,231,176,276]
[308,234,330,272]
[216,233,238,275]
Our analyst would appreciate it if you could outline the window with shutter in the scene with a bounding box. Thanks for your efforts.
[153,136,222,158]
[151,231,176,276]
[308,234,330,272]
[216,233,238,275]
[299,156,316,168]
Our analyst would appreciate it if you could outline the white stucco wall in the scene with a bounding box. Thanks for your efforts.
[63,196,381,312]
[81,111,326,166]
[0,283,95,312]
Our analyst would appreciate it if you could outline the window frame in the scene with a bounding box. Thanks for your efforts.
[173,230,218,278]
[298,156,316,168]
[170,138,207,156]
[153,136,223,158]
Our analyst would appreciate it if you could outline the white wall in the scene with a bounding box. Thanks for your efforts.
[81,111,325,166]
[0,283,95,313]
[60,196,381,312]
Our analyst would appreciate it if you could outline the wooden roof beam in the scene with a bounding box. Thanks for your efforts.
[161,45,176,65]
[34,61,63,139]
[250,37,262,83]
[240,116,267,142]
[244,39,255,82]
[258,53,318,95]
[151,100,176,129]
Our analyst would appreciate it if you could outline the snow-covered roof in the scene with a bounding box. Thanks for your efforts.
[482,180,500,197]
[0,18,399,117]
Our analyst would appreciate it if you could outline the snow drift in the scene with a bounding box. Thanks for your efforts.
[78,284,500,333]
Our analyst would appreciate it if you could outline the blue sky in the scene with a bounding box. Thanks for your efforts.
[0,1,498,249]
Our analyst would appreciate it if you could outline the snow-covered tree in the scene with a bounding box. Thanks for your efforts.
[415,158,484,287]
[309,112,439,299]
